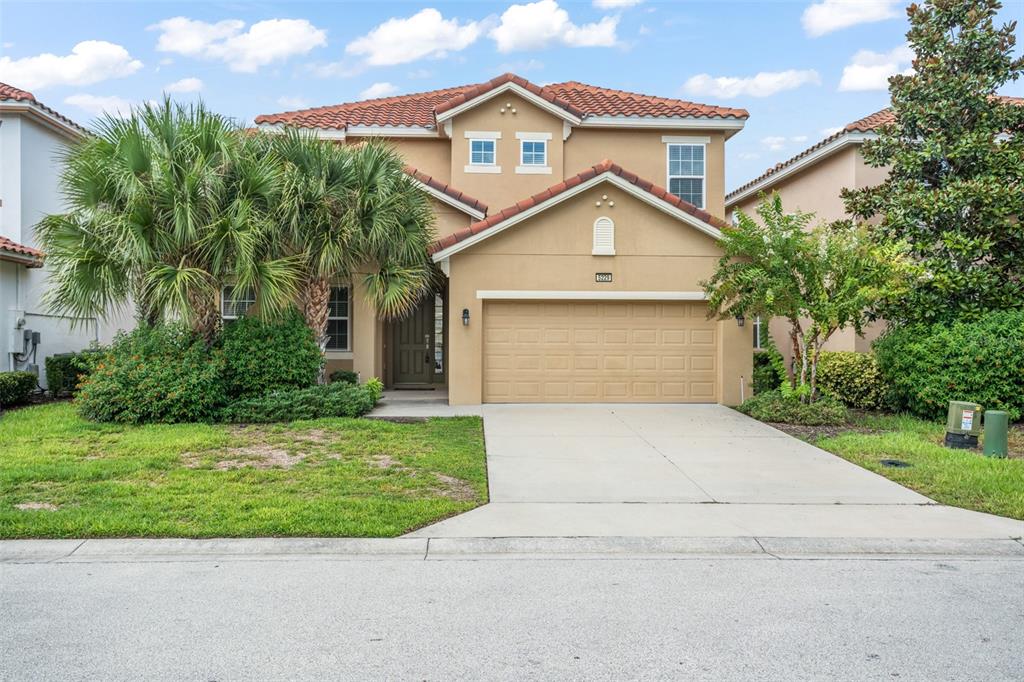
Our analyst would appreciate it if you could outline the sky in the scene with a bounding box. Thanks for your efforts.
[2,0,1022,190]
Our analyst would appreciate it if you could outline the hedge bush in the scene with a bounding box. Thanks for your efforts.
[0,371,38,407]
[816,351,887,410]
[45,351,97,397]
[329,369,358,385]
[873,311,1024,421]
[753,347,785,395]
[221,308,322,398]
[738,389,848,426]
[218,378,383,423]
[76,325,228,424]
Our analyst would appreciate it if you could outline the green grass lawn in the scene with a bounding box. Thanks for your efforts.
[0,402,488,538]
[813,413,1024,521]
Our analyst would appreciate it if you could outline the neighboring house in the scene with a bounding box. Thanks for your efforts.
[256,73,752,405]
[0,83,133,387]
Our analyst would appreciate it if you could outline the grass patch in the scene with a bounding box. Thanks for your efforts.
[811,412,1024,521]
[0,402,487,538]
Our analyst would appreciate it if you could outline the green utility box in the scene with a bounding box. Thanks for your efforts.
[983,410,1009,458]
[944,400,983,449]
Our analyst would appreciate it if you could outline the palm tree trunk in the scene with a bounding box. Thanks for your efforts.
[302,275,331,383]
[189,289,221,346]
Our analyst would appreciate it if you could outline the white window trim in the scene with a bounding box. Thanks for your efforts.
[220,285,255,320]
[592,216,615,256]
[665,142,707,209]
[516,138,549,175]
[514,165,552,174]
[753,315,764,350]
[467,137,499,172]
[515,131,552,141]
[325,285,352,353]
[465,164,502,174]
[464,130,501,140]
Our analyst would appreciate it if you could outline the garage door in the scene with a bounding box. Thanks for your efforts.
[483,301,718,403]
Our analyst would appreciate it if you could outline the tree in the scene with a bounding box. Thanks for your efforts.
[37,99,300,342]
[841,0,1024,324]
[703,194,916,402]
[271,131,436,371]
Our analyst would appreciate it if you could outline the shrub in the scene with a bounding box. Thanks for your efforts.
[76,325,227,424]
[45,351,98,397]
[218,378,382,424]
[816,351,887,410]
[0,371,38,407]
[329,369,358,385]
[221,308,322,398]
[738,389,848,426]
[753,347,785,395]
[873,311,1024,421]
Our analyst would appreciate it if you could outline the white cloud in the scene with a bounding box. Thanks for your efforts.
[490,0,619,52]
[791,135,808,143]
[683,69,820,99]
[738,152,761,160]
[593,0,642,8]
[64,93,136,118]
[346,9,483,66]
[164,77,203,93]
[802,0,901,37]
[150,17,327,73]
[0,40,142,90]
[359,82,400,99]
[761,136,788,151]
[838,45,913,91]
[276,95,310,109]
[821,125,844,136]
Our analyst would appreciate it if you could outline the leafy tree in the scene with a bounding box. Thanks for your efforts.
[37,99,299,342]
[270,131,436,369]
[842,0,1024,324]
[703,194,916,402]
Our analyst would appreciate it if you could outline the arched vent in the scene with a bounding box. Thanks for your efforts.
[592,217,615,256]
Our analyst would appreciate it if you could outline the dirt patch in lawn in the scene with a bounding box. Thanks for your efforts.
[430,473,476,501]
[15,502,60,511]
[767,421,878,443]
[183,426,328,470]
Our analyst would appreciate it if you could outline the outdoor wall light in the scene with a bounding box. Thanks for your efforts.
[735,314,745,327]
[462,308,470,326]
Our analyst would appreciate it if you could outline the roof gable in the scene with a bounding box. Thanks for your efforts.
[405,166,488,220]
[0,81,88,138]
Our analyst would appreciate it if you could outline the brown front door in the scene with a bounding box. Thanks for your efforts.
[392,297,435,386]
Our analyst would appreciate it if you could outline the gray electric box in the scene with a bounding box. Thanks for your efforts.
[945,400,983,449]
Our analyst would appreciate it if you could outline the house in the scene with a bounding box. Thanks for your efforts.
[256,73,752,406]
[0,83,133,387]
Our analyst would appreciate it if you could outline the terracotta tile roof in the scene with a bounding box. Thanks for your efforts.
[727,96,1024,203]
[432,159,727,254]
[0,81,88,136]
[255,73,748,130]
[405,166,488,215]
[0,235,44,266]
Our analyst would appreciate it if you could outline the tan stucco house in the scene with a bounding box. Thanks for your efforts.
[255,73,752,406]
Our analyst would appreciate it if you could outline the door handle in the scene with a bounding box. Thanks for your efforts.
[425,353,431,364]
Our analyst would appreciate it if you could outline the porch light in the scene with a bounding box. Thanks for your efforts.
[735,314,745,327]
[462,308,470,326]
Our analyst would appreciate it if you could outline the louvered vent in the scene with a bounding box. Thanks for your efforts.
[592,217,615,256]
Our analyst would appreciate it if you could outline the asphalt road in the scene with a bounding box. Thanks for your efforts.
[2,557,1022,681]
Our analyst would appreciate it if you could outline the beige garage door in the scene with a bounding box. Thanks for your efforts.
[483,301,718,403]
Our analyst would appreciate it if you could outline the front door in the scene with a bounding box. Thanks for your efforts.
[391,297,435,386]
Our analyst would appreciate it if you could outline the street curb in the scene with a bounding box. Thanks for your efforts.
[2,536,1022,563]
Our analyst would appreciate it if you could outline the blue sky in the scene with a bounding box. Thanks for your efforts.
[2,0,1022,190]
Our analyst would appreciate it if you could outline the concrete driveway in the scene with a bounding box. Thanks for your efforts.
[410,404,1023,539]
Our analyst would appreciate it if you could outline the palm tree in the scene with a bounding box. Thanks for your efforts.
[272,131,436,369]
[37,99,300,343]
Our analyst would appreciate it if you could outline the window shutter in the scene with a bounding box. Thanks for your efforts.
[592,217,615,255]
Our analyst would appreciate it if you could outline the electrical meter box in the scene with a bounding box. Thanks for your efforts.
[945,400,983,449]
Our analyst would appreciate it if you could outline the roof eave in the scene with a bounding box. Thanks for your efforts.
[0,249,44,268]
[0,100,87,141]
[434,81,583,126]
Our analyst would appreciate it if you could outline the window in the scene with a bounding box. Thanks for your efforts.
[520,140,546,166]
[221,285,255,320]
[433,294,444,374]
[326,286,351,351]
[753,316,764,350]
[469,139,495,165]
[592,216,615,256]
[667,144,705,208]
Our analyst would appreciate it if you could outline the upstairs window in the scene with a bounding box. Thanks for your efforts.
[520,140,546,166]
[667,143,705,208]
[326,286,351,351]
[221,286,255,320]
[592,216,615,256]
[469,139,496,165]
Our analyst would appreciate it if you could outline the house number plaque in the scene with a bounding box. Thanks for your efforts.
[595,273,613,283]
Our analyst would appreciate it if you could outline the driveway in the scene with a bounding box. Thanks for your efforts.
[410,404,1023,539]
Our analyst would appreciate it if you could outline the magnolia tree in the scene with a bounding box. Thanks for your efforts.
[702,194,917,403]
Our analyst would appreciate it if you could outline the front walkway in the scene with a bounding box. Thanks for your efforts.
[408,404,1023,539]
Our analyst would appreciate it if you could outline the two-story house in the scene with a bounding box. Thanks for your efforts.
[256,73,751,406]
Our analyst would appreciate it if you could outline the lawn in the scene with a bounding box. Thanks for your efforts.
[796,412,1024,521]
[0,402,488,538]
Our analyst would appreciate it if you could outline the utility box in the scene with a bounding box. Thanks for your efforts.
[983,410,1009,458]
[945,400,983,449]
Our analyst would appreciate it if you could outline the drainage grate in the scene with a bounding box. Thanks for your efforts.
[879,459,912,468]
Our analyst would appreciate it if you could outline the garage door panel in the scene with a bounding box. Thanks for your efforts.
[483,301,719,403]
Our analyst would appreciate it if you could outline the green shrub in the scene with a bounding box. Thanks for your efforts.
[218,378,382,424]
[221,308,322,398]
[738,389,848,425]
[874,311,1024,421]
[0,371,38,407]
[816,351,887,410]
[329,369,358,385]
[76,325,227,424]
[753,347,785,395]
[45,351,98,397]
